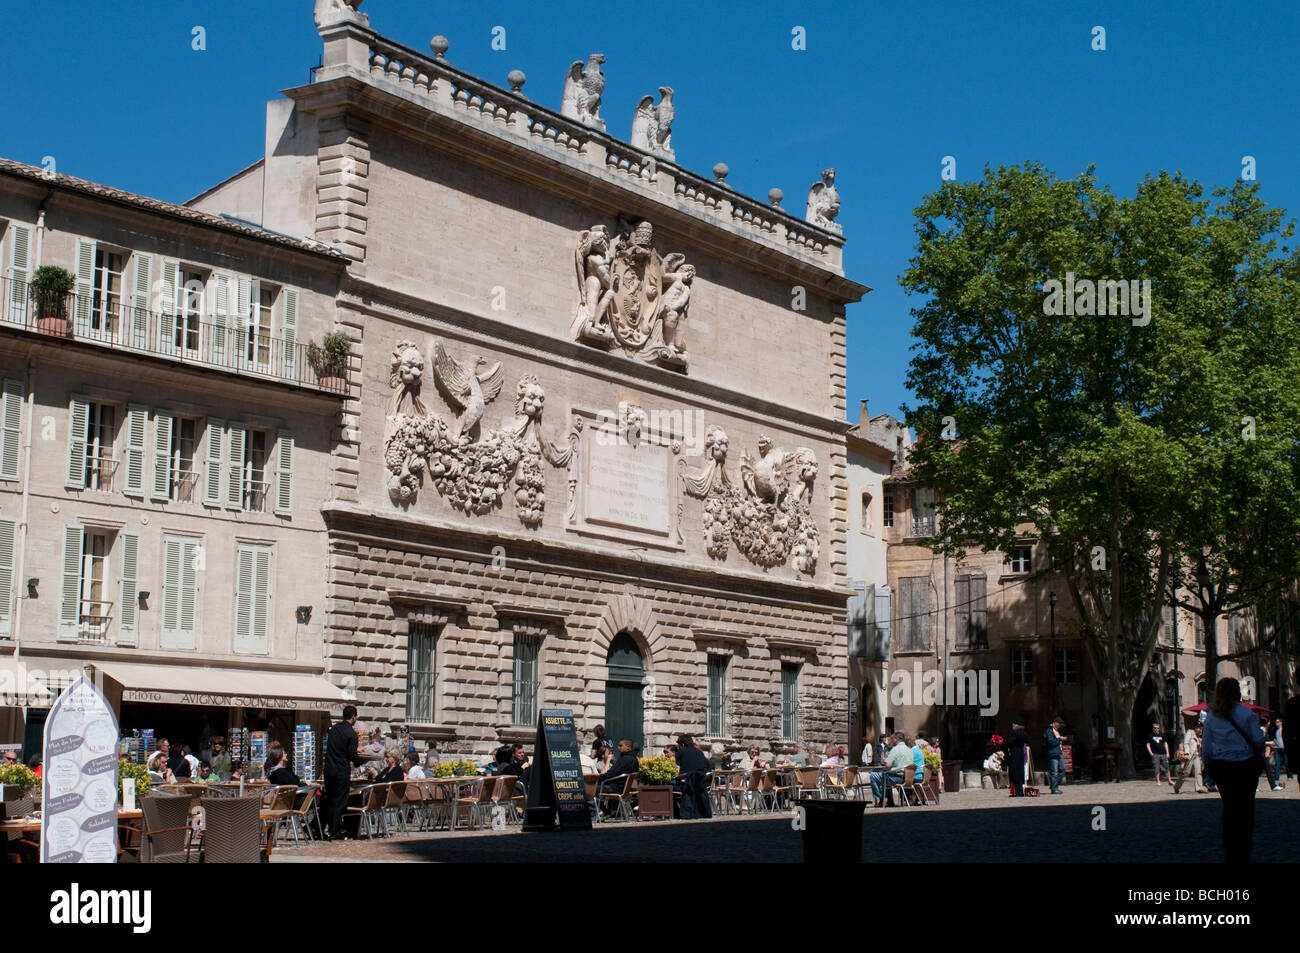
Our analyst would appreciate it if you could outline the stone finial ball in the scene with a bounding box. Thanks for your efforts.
[507,69,526,92]
[430,35,449,58]
[768,187,784,207]
[713,162,729,182]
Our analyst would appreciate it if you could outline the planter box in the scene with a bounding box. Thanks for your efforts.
[636,784,674,819]
[37,315,70,336]
[318,374,346,391]
[941,760,961,795]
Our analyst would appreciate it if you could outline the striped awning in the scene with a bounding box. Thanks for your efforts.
[0,656,54,707]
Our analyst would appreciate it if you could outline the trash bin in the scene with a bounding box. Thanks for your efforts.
[795,798,866,863]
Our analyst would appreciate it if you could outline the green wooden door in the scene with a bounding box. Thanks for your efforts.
[605,633,645,752]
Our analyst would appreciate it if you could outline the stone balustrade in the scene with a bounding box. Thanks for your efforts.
[321,23,844,270]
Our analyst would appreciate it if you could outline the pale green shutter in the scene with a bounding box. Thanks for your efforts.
[75,238,96,331]
[131,252,152,346]
[117,532,139,646]
[0,518,14,638]
[274,430,293,516]
[7,223,31,322]
[161,537,181,645]
[234,545,253,653]
[180,539,198,646]
[123,403,147,497]
[0,377,23,480]
[65,394,89,488]
[236,277,253,365]
[151,410,174,501]
[159,259,179,352]
[954,575,971,649]
[253,546,270,654]
[203,418,224,506]
[212,274,230,366]
[280,289,298,380]
[58,524,84,641]
[226,421,245,510]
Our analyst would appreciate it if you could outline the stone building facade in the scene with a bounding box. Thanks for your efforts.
[0,158,349,751]
[190,7,868,756]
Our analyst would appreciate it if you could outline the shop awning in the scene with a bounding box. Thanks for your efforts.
[0,656,54,707]
[91,660,349,712]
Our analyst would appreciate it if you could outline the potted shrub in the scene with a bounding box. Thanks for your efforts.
[0,761,41,800]
[30,265,74,335]
[923,749,943,802]
[635,755,677,820]
[307,330,351,390]
[119,759,151,803]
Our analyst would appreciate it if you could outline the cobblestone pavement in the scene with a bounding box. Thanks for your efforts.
[272,780,1298,863]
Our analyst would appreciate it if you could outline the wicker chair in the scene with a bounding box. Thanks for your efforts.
[201,796,274,862]
[2,796,37,863]
[140,795,198,863]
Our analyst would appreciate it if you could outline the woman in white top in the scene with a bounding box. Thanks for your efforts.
[1202,678,1267,863]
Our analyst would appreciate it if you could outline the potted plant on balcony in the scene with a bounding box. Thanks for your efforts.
[307,330,351,390]
[635,755,677,820]
[30,265,74,335]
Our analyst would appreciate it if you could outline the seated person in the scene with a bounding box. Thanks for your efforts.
[597,739,639,793]
[820,743,846,768]
[264,742,302,787]
[870,734,912,805]
[370,750,404,784]
[496,744,531,788]
[738,746,769,771]
[403,753,425,779]
[147,753,175,785]
[983,750,1008,788]
[911,739,926,780]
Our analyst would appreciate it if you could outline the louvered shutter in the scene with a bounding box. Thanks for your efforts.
[161,537,181,646]
[75,238,96,332]
[212,274,230,366]
[274,430,293,516]
[131,253,152,346]
[954,574,971,649]
[7,223,31,322]
[914,580,931,651]
[151,410,174,501]
[0,377,22,480]
[234,545,253,652]
[123,403,147,497]
[874,586,892,659]
[280,289,298,380]
[970,574,988,648]
[65,394,89,488]
[236,277,253,366]
[180,539,198,645]
[203,418,224,505]
[0,518,14,638]
[58,524,84,641]
[225,422,245,510]
[159,258,179,352]
[117,532,139,646]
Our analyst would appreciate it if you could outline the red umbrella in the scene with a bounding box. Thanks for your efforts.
[1181,702,1272,714]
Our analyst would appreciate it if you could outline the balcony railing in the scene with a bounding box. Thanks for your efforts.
[1,277,347,395]
[79,599,115,643]
[85,454,118,492]
[172,469,199,503]
[245,480,270,513]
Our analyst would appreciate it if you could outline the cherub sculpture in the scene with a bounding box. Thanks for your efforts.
[573,225,615,341]
[658,252,693,367]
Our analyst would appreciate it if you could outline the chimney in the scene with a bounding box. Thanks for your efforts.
[858,399,869,429]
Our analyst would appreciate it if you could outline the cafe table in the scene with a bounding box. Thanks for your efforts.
[2,809,146,862]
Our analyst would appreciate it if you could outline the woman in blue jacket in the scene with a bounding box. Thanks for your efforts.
[1201,678,1268,864]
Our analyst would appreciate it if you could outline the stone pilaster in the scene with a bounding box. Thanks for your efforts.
[315,113,371,264]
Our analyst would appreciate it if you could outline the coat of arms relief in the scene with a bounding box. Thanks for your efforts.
[572,220,693,371]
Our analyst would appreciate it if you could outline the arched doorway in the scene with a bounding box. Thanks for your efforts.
[605,633,645,753]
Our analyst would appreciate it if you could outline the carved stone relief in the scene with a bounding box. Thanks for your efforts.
[630,86,674,159]
[805,168,842,233]
[560,54,606,130]
[571,220,693,370]
[681,429,820,574]
[383,340,571,527]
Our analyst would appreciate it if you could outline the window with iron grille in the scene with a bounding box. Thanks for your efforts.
[512,631,542,726]
[780,663,799,740]
[406,621,438,723]
[883,491,894,528]
[1008,546,1032,574]
[1054,648,1078,684]
[910,487,935,536]
[706,655,728,736]
[1011,647,1034,685]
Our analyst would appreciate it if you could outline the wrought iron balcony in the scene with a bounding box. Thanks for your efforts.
[1,277,347,395]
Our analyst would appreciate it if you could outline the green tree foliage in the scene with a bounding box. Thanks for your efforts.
[899,163,1300,776]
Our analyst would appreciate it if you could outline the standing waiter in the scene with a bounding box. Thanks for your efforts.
[324,705,367,841]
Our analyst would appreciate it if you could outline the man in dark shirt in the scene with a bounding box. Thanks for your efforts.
[598,739,639,793]
[1043,717,1065,794]
[674,734,713,819]
[167,742,192,779]
[498,743,532,791]
[324,705,366,840]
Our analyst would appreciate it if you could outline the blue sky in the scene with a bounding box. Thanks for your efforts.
[3,0,1298,425]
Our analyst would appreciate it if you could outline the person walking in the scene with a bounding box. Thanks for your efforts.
[1267,716,1288,782]
[1005,720,1030,797]
[323,705,367,841]
[1147,723,1174,787]
[1173,725,1206,793]
[1202,678,1268,864]
[1044,717,1065,794]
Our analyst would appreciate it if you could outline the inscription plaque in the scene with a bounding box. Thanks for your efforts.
[585,437,670,534]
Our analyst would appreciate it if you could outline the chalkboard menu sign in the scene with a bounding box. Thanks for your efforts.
[523,708,592,832]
